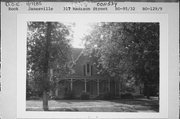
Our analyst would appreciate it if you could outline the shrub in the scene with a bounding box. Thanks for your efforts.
[134,94,144,99]
[125,87,135,93]
[121,93,134,99]
[64,90,75,99]
[54,97,62,100]
[80,91,90,100]
[94,94,104,100]
[28,96,41,100]
[26,88,42,100]
[26,89,33,100]
[103,92,114,100]
[49,95,56,100]
[95,92,115,100]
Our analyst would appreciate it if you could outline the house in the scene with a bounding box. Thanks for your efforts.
[50,48,143,99]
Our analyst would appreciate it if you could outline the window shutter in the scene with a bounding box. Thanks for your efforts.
[83,65,86,76]
[91,65,93,76]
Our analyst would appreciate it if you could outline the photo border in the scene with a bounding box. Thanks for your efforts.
[17,13,168,118]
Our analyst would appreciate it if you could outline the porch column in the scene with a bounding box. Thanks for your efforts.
[70,79,73,91]
[115,80,116,96]
[97,79,99,96]
[50,69,53,81]
[119,81,120,96]
[119,80,121,96]
[55,84,59,97]
[85,79,87,92]
[108,79,110,92]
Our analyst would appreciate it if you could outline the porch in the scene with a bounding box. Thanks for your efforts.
[50,76,122,99]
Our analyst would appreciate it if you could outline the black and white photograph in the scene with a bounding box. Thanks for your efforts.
[26,21,160,112]
[1,0,178,118]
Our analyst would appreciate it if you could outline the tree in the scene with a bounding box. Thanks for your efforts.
[27,22,72,110]
[83,22,159,98]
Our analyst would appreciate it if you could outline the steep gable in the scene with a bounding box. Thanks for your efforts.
[69,48,100,77]
[71,48,83,63]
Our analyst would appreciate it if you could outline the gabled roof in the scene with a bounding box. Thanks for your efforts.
[71,48,83,63]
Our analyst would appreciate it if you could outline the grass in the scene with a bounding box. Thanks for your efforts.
[26,98,159,112]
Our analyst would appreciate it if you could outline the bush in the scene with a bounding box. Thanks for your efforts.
[121,93,134,99]
[95,92,114,100]
[49,95,56,100]
[103,92,114,100]
[134,94,144,99]
[26,88,42,100]
[26,89,33,99]
[80,91,90,100]
[94,94,104,100]
[28,96,41,100]
[54,97,62,100]
[64,90,75,99]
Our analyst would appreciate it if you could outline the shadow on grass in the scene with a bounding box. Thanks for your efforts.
[26,98,159,112]
[26,107,79,111]
[53,100,103,103]
[109,99,159,112]
[48,108,79,111]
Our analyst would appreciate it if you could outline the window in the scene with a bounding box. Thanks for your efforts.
[84,63,93,76]
[87,63,90,74]
[91,65,93,76]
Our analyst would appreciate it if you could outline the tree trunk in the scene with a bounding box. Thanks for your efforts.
[43,90,48,111]
[144,82,150,99]
[42,22,52,111]
[146,85,150,99]
[119,79,121,99]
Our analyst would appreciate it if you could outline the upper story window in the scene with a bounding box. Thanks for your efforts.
[87,63,90,74]
[83,63,93,76]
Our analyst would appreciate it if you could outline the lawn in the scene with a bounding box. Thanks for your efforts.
[26,98,159,112]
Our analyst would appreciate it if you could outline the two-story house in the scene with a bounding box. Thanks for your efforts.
[51,48,143,99]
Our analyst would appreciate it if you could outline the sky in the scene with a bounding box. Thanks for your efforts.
[70,22,92,48]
